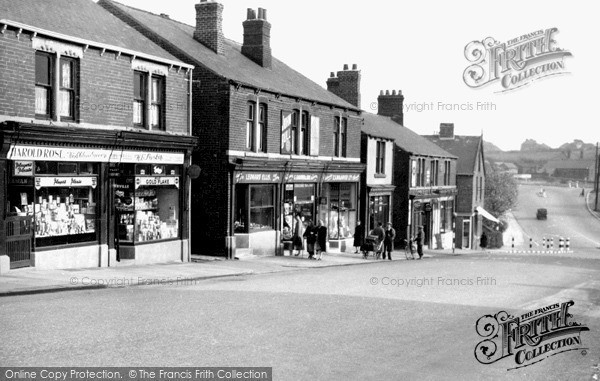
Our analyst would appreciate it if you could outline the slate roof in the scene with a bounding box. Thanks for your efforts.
[362,113,456,158]
[423,134,482,175]
[0,0,181,62]
[98,0,359,111]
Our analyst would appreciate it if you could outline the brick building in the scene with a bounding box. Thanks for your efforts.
[327,70,458,249]
[424,124,491,249]
[101,0,365,256]
[0,0,197,271]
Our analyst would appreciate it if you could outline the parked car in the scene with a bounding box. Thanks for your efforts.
[536,208,547,220]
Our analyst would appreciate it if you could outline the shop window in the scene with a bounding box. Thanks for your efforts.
[321,183,357,240]
[440,200,454,233]
[249,185,274,232]
[58,162,78,175]
[283,184,315,240]
[33,185,98,247]
[369,195,389,231]
[115,177,180,243]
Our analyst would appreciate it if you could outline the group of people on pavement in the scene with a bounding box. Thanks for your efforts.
[289,214,327,260]
[353,221,424,260]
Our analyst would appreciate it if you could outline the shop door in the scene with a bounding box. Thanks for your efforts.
[462,220,471,248]
[5,215,32,268]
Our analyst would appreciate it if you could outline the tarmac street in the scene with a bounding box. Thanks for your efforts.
[1,251,599,380]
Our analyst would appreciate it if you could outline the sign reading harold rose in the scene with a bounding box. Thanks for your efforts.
[463,27,572,92]
[7,144,184,164]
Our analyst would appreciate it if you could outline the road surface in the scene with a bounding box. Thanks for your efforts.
[1,254,599,380]
[512,184,600,251]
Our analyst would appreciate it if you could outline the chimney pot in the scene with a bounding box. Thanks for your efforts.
[343,64,349,70]
[241,7,272,68]
[392,90,396,95]
[352,63,357,70]
[262,8,268,20]
[330,72,335,78]
[385,90,390,95]
[379,90,384,95]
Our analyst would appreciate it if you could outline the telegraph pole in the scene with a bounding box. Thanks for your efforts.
[595,142,599,211]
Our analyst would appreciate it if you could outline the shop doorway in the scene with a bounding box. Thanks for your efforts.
[5,215,32,268]
[462,220,471,248]
[369,195,389,232]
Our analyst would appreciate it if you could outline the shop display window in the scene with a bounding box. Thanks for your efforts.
[6,161,99,247]
[321,183,357,240]
[282,184,315,240]
[369,195,390,232]
[34,186,97,247]
[250,185,274,232]
[115,179,180,243]
[234,184,275,234]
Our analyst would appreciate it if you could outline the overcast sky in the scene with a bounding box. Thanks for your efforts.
[111,0,598,151]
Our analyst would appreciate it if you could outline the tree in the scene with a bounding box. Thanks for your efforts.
[485,170,518,218]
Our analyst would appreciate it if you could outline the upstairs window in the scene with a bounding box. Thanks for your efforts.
[430,160,439,186]
[375,141,386,175]
[133,71,146,126]
[443,160,452,185]
[246,102,255,150]
[281,109,310,156]
[334,116,348,158]
[35,52,78,121]
[246,102,267,152]
[150,76,164,130]
[59,57,77,120]
[133,72,165,130]
[35,52,53,117]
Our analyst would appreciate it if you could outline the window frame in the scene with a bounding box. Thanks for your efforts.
[35,52,54,119]
[58,56,78,121]
[258,103,267,153]
[150,74,165,131]
[246,102,255,150]
[133,71,146,127]
[375,140,386,175]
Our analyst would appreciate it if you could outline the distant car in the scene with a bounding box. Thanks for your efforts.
[536,208,547,220]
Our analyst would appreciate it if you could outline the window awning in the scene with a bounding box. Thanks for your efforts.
[476,206,499,223]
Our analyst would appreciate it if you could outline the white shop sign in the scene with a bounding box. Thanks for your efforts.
[135,176,179,189]
[7,144,184,164]
[35,177,98,190]
[13,161,34,176]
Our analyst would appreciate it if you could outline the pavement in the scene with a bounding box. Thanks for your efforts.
[0,248,467,297]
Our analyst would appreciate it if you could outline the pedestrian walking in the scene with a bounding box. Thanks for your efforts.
[303,220,317,260]
[416,226,424,259]
[580,188,585,197]
[292,213,305,256]
[353,220,365,254]
[480,231,488,252]
[315,219,327,261]
[371,222,386,259]
[383,222,396,260]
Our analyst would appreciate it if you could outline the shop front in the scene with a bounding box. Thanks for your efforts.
[1,127,195,270]
[408,188,456,250]
[365,185,395,233]
[231,166,362,256]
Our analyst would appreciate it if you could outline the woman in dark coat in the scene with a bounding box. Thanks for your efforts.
[303,220,317,259]
[316,219,327,261]
[480,231,488,251]
[353,220,365,253]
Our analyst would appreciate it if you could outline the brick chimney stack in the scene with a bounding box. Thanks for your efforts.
[194,0,224,55]
[326,64,361,108]
[377,89,404,125]
[241,7,272,69]
[439,123,455,139]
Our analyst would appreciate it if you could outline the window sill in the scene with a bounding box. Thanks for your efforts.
[374,173,386,178]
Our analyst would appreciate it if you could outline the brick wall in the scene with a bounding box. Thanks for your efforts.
[228,86,361,158]
[0,27,189,134]
[456,175,474,213]
[190,67,231,255]
[0,29,35,119]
